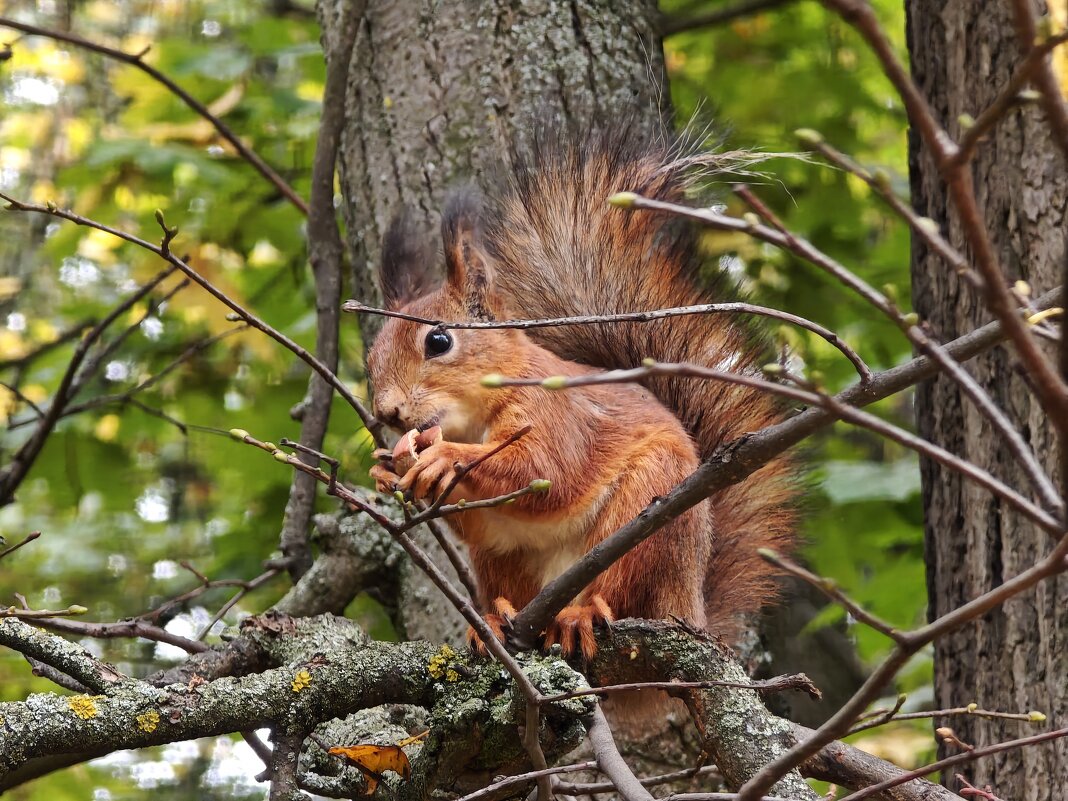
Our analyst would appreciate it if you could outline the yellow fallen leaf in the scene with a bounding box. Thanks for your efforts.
[328,743,413,795]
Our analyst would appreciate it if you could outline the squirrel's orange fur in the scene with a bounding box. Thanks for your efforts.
[367,126,795,658]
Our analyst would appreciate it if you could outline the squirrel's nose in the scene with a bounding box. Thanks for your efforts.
[373,392,404,429]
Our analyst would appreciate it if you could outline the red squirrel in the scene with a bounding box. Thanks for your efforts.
[366,127,796,659]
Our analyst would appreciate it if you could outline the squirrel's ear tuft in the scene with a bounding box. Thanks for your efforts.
[442,187,496,320]
[378,210,438,310]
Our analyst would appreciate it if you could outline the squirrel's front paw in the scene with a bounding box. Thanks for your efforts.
[396,443,463,503]
[466,597,517,655]
[543,594,614,661]
[369,462,402,495]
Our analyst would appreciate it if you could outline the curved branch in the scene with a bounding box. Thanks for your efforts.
[0,17,308,214]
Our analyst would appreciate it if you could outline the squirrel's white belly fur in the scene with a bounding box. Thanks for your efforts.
[476,486,610,588]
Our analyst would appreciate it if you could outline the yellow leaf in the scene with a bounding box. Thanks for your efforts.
[296,80,324,102]
[94,414,120,442]
[0,278,21,302]
[1052,0,1068,97]
[328,744,413,795]
[0,331,24,361]
[21,384,48,405]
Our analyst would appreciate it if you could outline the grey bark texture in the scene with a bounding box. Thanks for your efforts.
[906,0,1067,796]
[323,0,667,335]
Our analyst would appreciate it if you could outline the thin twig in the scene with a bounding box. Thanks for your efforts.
[586,706,655,801]
[0,265,178,506]
[954,30,1068,165]
[819,0,1068,445]
[30,615,207,654]
[736,534,1068,800]
[0,17,308,214]
[836,726,1068,801]
[277,0,364,582]
[0,318,94,370]
[345,300,873,383]
[848,705,1046,736]
[425,519,481,604]
[658,0,795,37]
[554,765,723,796]
[629,187,1064,517]
[454,761,599,801]
[540,672,820,704]
[0,194,382,443]
[196,569,283,640]
[757,551,904,643]
[0,531,40,560]
[0,381,44,419]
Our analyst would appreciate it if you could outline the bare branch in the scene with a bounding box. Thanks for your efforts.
[508,283,1062,647]
[819,0,1068,439]
[658,0,796,37]
[0,194,382,443]
[837,726,1068,801]
[277,0,364,581]
[0,17,308,214]
[344,299,873,383]
[586,705,656,801]
[0,531,40,561]
[736,533,1068,799]
[540,672,820,704]
[0,265,178,506]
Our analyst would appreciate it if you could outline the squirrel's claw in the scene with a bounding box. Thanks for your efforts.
[396,443,461,503]
[369,463,402,495]
[543,594,614,661]
[467,597,517,655]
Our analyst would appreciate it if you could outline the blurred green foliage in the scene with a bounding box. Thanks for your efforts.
[0,0,932,797]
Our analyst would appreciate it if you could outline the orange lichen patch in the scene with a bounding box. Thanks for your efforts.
[68,696,99,720]
[136,709,160,733]
[291,669,312,692]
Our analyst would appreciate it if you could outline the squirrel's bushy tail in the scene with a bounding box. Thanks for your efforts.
[482,123,796,638]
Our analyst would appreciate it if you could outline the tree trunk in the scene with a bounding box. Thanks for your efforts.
[323,0,666,334]
[907,1,1068,796]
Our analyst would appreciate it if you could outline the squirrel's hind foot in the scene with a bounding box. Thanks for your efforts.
[466,597,517,655]
[543,594,614,661]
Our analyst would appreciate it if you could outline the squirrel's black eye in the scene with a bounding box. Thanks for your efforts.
[424,328,453,359]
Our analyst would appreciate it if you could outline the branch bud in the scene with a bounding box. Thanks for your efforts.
[794,128,824,146]
[229,428,250,441]
[607,191,639,208]
[480,373,504,388]
[915,217,940,238]
[529,479,552,492]
[541,375,568,390]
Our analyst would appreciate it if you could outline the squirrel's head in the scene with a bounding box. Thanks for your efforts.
[367,190,522,443]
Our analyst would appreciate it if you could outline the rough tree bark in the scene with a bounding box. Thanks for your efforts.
[319,0,667,660]
[907,0,1068,796]
[326,0,667,331]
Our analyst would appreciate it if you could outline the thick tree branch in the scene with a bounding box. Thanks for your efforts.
[509,283,1062,647]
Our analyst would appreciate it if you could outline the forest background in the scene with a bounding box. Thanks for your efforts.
[0,0,997,798]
